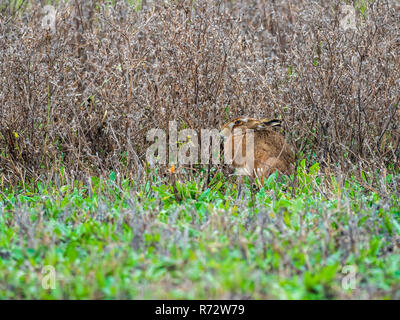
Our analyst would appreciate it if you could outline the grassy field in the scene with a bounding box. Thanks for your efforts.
[0,0,399,300]
[1,162,399,299]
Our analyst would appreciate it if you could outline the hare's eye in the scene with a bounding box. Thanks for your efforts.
[234,120,242,125]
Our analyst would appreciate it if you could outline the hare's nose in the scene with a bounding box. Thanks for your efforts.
[219,128,230,138]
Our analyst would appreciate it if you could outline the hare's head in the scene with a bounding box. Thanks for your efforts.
[220,117,281,137]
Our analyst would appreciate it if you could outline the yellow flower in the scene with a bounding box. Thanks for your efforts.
[13,131,19,138]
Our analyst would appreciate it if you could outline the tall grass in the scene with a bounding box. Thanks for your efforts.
[0,0,399,187]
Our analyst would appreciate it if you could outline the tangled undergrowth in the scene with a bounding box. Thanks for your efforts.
[0,0,399,186]
[0,0,399,300]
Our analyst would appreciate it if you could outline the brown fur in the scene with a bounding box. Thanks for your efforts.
[221,117,295,185]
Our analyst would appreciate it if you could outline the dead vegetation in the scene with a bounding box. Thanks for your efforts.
[0,0,399,186]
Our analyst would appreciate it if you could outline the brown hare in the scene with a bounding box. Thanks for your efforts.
[220,117,295,186]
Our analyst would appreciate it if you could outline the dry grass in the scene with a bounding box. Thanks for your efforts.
[0,0,399,186]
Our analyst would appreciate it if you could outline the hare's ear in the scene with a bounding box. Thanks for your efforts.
[260,119,282,127]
